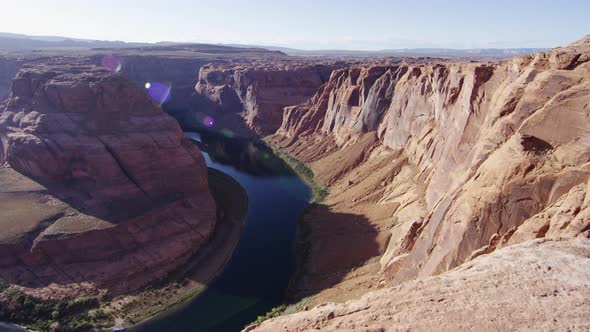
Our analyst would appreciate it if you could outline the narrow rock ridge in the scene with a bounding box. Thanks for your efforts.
[0,61,216,299]
[270,36,590,301]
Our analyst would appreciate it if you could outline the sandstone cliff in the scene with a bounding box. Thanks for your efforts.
[0,60,216,299]
[270,36,590,307]
[196,61,346,134]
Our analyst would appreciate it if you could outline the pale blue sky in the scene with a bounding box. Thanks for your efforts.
[0,0,588,50]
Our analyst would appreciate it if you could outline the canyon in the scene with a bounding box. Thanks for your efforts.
[195,61,344,134]
[0,35,588,331]
[0,56,221,329]
[249,36,590,330]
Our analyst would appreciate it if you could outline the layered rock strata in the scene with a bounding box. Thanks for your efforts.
[270,36,590,306]
[0,61,216,298]
[196,61,349,134]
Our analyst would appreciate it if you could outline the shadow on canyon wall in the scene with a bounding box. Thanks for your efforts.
[190,129,297,177]
[166,101,260,139]
[287,203,379,302]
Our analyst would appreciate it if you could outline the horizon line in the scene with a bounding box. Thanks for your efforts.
[0,31,574,53]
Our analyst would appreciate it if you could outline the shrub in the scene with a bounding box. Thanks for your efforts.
[64,297,99,315]
[272,147,329,203]
[251,305,287,325]
[90,309,109,321]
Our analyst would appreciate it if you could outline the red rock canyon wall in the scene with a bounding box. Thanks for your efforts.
[0,60,216,298]
[275,36,590,285]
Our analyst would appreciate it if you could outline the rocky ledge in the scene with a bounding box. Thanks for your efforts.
[0,60,216,301]
[248,238,590,331]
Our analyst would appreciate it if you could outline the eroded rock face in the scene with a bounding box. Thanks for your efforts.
[272,36,590,300]
[0,61,216,298]
[196,61,346,134]
[94,52,293,137]
[248,238,590,331]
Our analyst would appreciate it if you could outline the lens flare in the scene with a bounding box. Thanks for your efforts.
[203,116,215,128]
[146,81,172,105]
[101,55,123,73]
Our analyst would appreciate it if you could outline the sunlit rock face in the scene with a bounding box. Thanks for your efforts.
[248,238,590,332]
[274,36,590,284]
[0,61,216,298]
[196,61,347,134]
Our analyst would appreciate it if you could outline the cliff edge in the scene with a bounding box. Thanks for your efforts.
[0,60,216,301]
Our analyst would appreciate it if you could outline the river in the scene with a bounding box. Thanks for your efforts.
[132,131,311,332]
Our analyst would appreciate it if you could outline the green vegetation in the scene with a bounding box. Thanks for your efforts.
[248,295,313,327]
[252,305,287,325]
[0,286,108,331]
[270,146,329,203]
[282,296,312,315]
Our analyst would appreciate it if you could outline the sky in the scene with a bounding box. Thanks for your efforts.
[0,0,588,50]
